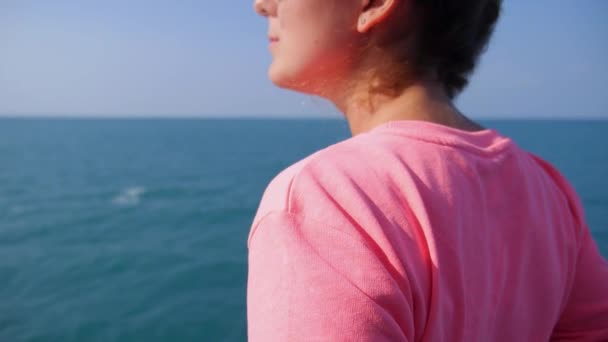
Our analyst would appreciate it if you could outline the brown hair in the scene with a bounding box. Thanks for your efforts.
[360,0,502,100]
[413,0,502,98]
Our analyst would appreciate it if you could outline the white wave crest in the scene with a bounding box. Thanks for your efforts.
[112,186,146,206]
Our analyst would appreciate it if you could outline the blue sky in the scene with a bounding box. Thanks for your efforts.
[1,1,606,118]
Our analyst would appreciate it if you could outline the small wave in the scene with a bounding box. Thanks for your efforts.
[112,186,146,206]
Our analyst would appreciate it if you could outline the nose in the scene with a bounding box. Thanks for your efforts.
[253,0,277,17]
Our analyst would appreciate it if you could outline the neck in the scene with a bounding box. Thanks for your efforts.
[332,78,484,136]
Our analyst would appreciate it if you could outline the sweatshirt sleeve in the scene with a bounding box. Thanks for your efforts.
[246,210,413,342]
[551,223,608,341]
[530,153,608,340]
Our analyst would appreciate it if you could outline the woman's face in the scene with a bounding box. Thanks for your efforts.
[253,0,364,96]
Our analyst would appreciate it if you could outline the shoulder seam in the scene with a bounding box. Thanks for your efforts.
[249,209,374,254]
[247,209,284,249]
[285,170,296,213]
[285,142,352,213]
[249,147,337,249]
[250,137,362,248]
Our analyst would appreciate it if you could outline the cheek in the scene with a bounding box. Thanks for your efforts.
[271,2,358,88]
[280,5,330,61]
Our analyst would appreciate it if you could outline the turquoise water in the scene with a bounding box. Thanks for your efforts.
[1,118,607,341]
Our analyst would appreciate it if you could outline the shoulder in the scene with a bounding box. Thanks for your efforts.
[527,152,587,237]
[248,133,386,246]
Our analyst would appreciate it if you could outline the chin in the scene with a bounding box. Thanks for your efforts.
[268,61,295,88]
[268,61,319,95]
[268,63,288,88]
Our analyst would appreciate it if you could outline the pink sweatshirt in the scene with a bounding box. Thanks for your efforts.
[246,120,608,341]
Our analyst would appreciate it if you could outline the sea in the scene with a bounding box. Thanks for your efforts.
[1,118,607,342]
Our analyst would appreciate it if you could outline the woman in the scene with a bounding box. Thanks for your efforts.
[247,0,608,341]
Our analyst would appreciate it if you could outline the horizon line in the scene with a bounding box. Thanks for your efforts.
[0,113,607,121]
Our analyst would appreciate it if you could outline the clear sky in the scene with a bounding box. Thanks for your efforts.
[1,1,606,118]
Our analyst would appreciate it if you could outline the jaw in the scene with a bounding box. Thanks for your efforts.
[268,43,363,100]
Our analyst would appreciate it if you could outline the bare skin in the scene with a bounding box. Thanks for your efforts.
[253,0,486,136]
[337,77,486,136]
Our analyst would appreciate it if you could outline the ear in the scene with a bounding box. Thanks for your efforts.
[357,0,401,33]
